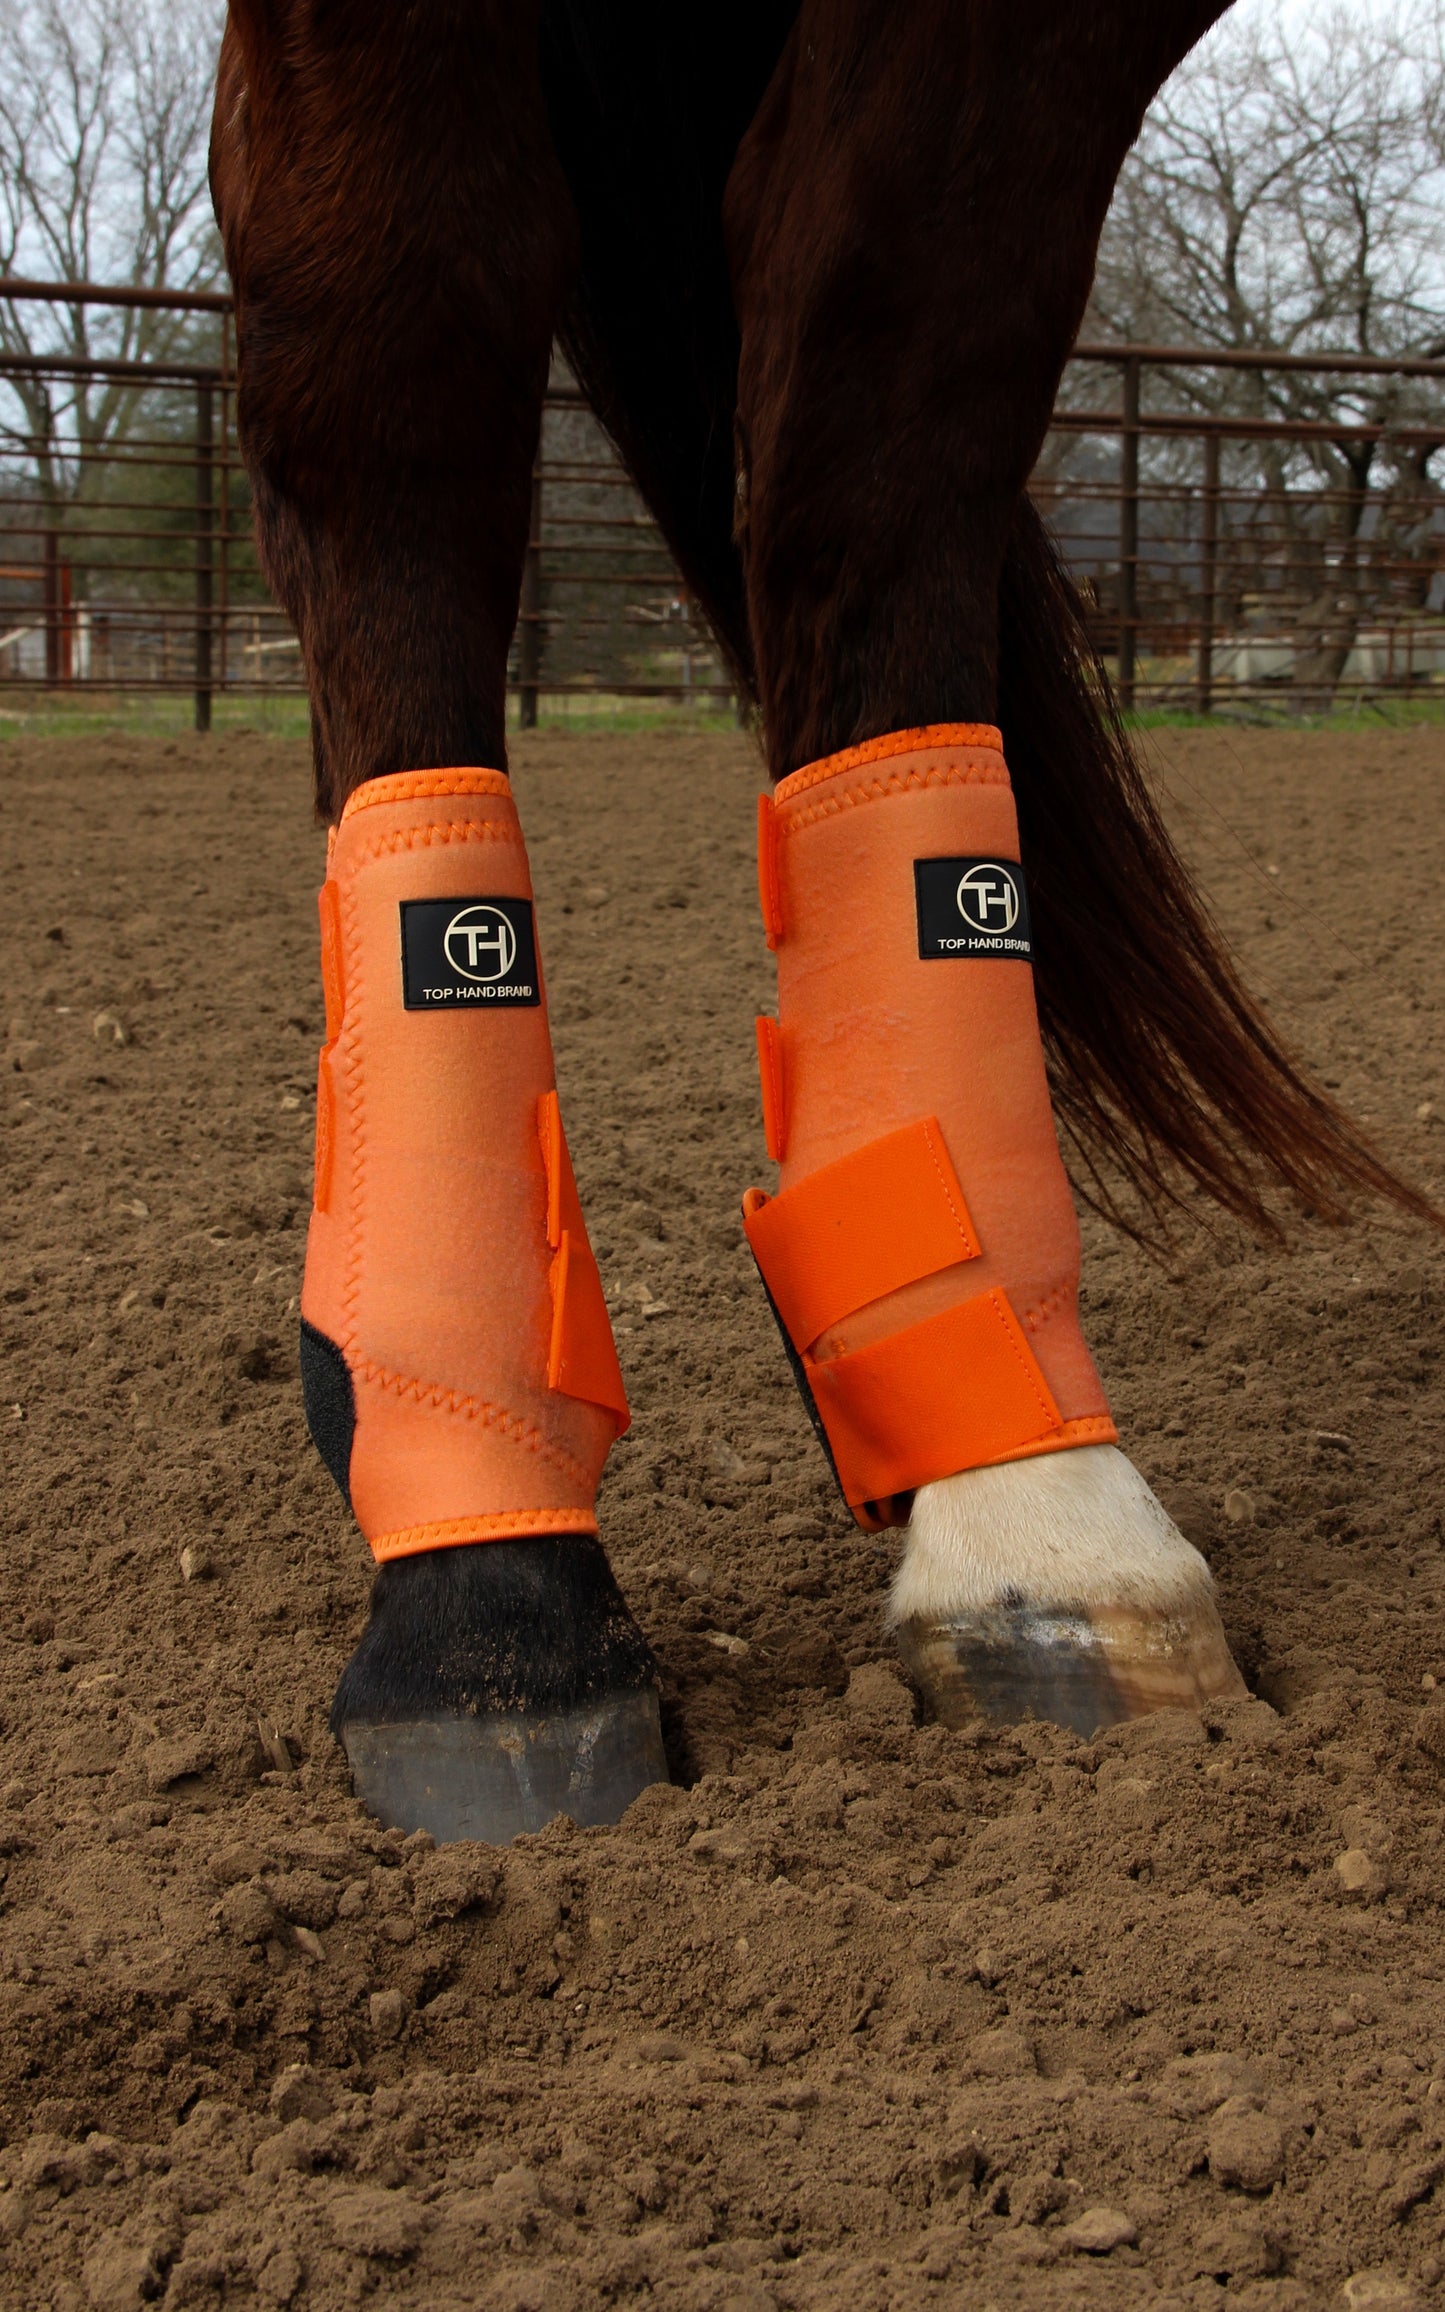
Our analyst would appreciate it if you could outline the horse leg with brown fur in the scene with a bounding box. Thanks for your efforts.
[710,0,1259,1728]
[210,0,1436,1837]
[210,0,668,1840]
[705,0,1429,1726]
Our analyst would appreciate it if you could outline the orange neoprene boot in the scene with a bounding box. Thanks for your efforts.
[299,768,628,1564]
[745,724,1115,1529]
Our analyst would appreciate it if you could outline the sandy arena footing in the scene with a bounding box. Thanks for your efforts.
[0,723,1442,2309]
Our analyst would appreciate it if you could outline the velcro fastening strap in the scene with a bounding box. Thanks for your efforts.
[538,1093,630,1429]
[546,1231,630,1421]
[318,881,345,1040]
[314,1051,336,1214]
[807,1287,1063,1507]
[742,1117,980,1350]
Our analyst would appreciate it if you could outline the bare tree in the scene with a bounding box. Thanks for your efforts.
[1094,1,1445,361]
[1055,0,1445,698]
[0,0,224,517]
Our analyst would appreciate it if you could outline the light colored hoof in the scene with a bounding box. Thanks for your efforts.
[341,1688,670,1845]
[894,1590,1247,1737]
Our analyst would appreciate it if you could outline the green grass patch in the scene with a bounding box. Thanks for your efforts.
[0,691,313,742]
[507,692,744,736]
[0,688,749,744]
[3,682,1440,747]
[1128,694,1445,734]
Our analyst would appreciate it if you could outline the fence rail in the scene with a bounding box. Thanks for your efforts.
[1,276,1442,726]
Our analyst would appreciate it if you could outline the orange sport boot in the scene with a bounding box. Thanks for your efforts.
[745,726,1244,1734]
[300,769,669,1841]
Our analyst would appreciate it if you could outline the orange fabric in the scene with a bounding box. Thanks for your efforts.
[746,726,1115,1520]
[742,1118,980,1351]
[342,766,513,814]
[315,882,344,1214]
[370,1508,600,1564]
[806,1288,1062,1508]
[300,768,627,1564]
[538,1092,630,1424]
[774,723,1004,798]
[975,1414,1119,1468]
[318,881,345,1040]
[314,1050,336,1214]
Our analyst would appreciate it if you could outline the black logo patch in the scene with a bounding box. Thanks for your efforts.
[915,857,1033,961]
[400,898,541,1009]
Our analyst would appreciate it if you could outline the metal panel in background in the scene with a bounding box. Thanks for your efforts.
[0,277,1442,727]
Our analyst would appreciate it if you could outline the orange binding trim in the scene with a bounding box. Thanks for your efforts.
[314,880,344,1216]
[746,727,1115,1525]
[370,1507,600,1563]
[772,723,1004,804]
[300,767,628,1565]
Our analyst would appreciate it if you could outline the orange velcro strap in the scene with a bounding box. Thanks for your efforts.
[807,1288,1063,1507]
[314,1050,336,1214]
[742,1118,979,1349]
[538,1093,630,1428]
[318,881,345,1040]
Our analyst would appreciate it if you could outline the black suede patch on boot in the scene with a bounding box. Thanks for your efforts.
[748,1250,911,1532]
[299,1318,355,1505]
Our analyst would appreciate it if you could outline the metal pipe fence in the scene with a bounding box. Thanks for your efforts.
[2,276,1442,726]
[1044,341,1445,714]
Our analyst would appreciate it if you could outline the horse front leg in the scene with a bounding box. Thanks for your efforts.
[210,0,667,1837]
[724,0,1247,1731]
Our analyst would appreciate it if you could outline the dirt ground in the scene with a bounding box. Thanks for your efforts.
[0,721,1443,2312]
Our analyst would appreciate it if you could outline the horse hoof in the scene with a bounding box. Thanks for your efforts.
[329,1535,668,1841]
[893,1591,1248,1737]
[341,1685,670,1845]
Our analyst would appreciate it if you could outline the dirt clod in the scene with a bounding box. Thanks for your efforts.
[1207,2099,1289,2194]
[368,1988,408,2043]
[143,1734,214,1792]
[1058,2206,1138,2253]
[1192,2216,1285,2280]
[217,1881,280,1944]
[1336,1847,1389,1899]
[328,2186,428,2260]
[81,2233,168,2310]
[268,2064,333,2124]
[1341,2274,1426,2310]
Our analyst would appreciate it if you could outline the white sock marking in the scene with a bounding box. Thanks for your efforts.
[887,1445,1216,1626]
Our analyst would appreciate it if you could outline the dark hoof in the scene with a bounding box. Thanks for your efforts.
[894,1592,1247,1738]
[341,1687,669,1844]
[331,1535,669,1841]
